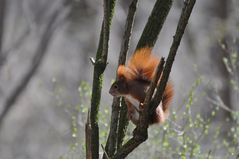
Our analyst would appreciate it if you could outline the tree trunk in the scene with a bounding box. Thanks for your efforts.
[0,0,6,58]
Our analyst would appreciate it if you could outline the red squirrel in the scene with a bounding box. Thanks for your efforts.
[109,47,173,125]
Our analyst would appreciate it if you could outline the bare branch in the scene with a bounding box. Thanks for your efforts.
[112,136,145,159]
[0,4,68,129]
[114,58,166,159]
[112,0,196,158]
[89,0,116,158]
[0,28,30,71]
[101,0,116,64]
[144,58,165,106]
[136,0,173,50]
[85,110,92,159]
[118,0,138,65]
[207,96,234,113]
[0,0,6,58]
[116,100,129,149]
[0,1,68,71]
[104,0,138,157]
[104,97,120,158]
[101,144,110,159]
[150,0,196,114]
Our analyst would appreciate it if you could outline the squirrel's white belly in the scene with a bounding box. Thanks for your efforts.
[125,95,140,122]
[125,95,140,110]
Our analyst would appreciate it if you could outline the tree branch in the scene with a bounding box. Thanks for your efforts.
[116,0,139,148]
[104,97,120,158]
[103,0,138,158]
[0,28,30,71]
[89,0,116,158]
[118,0,138,65]
[111,59,165,159]
[145,58,165,105]
[150,0,196,114]
[0,4,66,129]
[116,99,129,149]
[0,0,6,59]
[136,0,173,50]
[112,0,196,158]
[85,110,92,159]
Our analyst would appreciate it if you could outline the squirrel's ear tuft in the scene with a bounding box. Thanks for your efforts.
[117,65,135,80]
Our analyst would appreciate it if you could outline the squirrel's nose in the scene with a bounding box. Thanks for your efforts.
[109,88,115,96]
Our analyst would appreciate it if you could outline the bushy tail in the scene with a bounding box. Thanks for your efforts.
[162,82,174,114]
[117,47,159,81]
[150,82,174,124]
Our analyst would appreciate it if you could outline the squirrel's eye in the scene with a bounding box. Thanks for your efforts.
[114,84,118,89]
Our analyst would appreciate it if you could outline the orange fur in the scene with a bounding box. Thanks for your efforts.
[117,65,135,80]
[162,82,174,113]
[113,47,174,125]
[152,82,174,124]
[117,47,160,81]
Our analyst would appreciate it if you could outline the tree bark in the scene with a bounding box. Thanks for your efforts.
[89,0,116,158]
[0,0,6,60]
[103,0,138,158]
[112,0,196,158]
[136,0,173,50]
[0,3,67,129]
[85,111,92,159]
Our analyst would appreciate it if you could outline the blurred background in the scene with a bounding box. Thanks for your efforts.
[0,0,238,159]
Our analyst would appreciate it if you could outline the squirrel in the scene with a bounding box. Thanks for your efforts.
[109,47,173,125]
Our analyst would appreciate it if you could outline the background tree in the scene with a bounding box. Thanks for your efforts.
[0,0,6,65]
[0,0,238,158]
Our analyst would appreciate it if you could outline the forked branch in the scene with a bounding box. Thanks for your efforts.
[150,0,196,114]
[112,0,196,158]
[104,0,138,158]
[89,0,116,159]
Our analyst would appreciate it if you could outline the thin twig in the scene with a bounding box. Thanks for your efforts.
[207,96,234,113]
[101,144,110,159]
